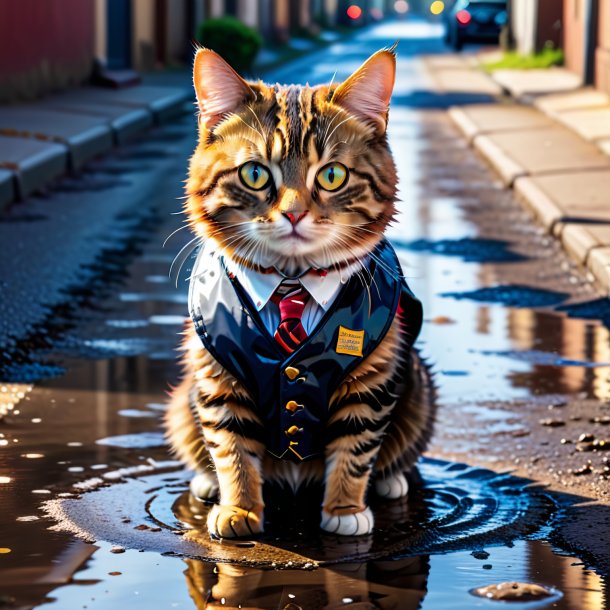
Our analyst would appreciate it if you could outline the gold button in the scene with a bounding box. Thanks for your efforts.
[286,425,300,436]
[284,366,300,380]
[285,400,302,412]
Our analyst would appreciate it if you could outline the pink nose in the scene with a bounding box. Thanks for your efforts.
[283,211,308,225]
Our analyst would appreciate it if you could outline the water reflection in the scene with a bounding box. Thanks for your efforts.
[183,556,429,609]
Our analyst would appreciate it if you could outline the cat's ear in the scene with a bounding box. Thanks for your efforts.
[193,48,255,130]
[331,48,396,135]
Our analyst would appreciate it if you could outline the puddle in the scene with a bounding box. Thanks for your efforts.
[393,237,526,263]
[441,285,570,308]
[42,459,556,564]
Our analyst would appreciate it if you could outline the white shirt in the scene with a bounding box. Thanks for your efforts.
[191,239,355,336]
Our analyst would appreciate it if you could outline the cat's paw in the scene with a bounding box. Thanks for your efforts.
[374,472,409,499]
[190,472,219,500]
[207,504,264,538]
[320,507,374,536]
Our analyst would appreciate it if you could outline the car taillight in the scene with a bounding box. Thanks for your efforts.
[456,9,472,25]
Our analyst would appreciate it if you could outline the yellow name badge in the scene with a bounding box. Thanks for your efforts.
[335,326,365,357]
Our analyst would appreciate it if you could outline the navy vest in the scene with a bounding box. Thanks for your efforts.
[189,239,422,461]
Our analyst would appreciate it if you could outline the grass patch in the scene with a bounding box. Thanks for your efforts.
[483,46,564,71]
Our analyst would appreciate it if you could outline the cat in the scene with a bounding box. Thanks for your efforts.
[164,47,435,538]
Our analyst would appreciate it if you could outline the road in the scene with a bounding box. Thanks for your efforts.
[0,17,608,610]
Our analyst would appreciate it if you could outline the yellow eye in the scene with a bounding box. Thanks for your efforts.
[239,162,271,191]
[316,162,348,191]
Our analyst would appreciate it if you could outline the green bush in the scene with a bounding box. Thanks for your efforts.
[483,43,565,72]
[196,17,262,75]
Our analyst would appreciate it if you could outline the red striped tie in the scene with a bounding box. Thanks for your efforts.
[271,281,311,353]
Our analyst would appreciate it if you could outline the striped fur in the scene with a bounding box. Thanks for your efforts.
[165,48,435,537]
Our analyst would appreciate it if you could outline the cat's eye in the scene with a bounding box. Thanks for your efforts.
[239,162,271,191]
[316,162,348,192]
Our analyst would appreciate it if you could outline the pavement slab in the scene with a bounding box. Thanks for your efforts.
[534,87,610,115]
[430,68,502,97]
[42,94,153,145]
[514,170,610,229]
[552,106,610,142]
[474,126,610,186]
[0,106,113,170]
[449,104,553,143]
[0,135,67,200]
[66,85,190,123]
[491,68,583,99]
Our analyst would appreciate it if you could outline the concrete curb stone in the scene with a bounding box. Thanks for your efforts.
[0,135,67,199]
[43,94,153,145]
[473,134,527,186]
[0,169,15,208]
[0,84,190,208]
[588,247,610,291]
[0,107,113,170]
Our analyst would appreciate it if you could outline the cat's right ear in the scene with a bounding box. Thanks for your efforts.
[193,48,255,130]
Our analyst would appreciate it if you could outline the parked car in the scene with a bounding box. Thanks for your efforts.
[444,0,508,51]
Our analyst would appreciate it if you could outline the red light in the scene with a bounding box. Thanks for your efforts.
[456,9,471,24]
[347,5,363,19]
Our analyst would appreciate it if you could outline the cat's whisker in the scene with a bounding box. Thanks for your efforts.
[233,114,266,146]
[169,236,202,287]
[323,115,355,148]
[246,105,267,144]
[163,223,191,248]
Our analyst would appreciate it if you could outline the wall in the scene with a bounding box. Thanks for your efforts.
[596,0,610,93]
[0,0,95,102]
[563,0,586,76]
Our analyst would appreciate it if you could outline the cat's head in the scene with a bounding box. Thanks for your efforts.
[186,47,397,275]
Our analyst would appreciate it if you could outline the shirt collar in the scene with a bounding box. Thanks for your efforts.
[199,238,353,312]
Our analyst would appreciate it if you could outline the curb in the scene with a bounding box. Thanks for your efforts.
[425,55,610,295]
[473,134,527,186]
[0,85,190,209]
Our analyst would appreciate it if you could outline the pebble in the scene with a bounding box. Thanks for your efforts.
[472,550,490,560]
[110,546,125,554]
[578,433,595,442]
[571,464,592,476]
[472,581,555,601]
[539,418,565,427]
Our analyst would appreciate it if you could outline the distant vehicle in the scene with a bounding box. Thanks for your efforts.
[444,0,508,51]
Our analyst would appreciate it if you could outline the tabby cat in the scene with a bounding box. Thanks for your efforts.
[165,47,435,538]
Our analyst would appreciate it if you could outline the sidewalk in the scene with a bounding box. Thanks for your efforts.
[0,78,191,208]
[422,53,610,294]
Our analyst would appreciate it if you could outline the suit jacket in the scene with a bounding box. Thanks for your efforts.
[189,239,422,461]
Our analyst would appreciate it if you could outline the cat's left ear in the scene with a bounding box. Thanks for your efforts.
[193,48,255,130]
[331,48,396,135]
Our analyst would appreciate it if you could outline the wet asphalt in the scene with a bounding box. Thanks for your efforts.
[1,17,609,610]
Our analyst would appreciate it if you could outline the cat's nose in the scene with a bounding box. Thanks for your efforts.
[282,211,308,225]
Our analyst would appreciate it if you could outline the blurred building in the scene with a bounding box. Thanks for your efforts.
[509,0,610,95]
[0,0,349,103]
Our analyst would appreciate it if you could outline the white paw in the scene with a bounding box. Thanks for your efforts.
[190,471,219,500]
[374,472,409,499]
[320,507,374,536]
